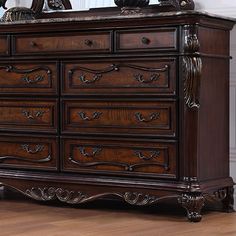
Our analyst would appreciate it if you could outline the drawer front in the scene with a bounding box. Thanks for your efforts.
[13,32,111,55]
[0,62,58,95]
[62,58,176,96]
[0,135,58,171]
[62,138,177,179]
[62,100,176,137]
[0,36,9,55]
[116,28,178,52]
[0,100,57,133]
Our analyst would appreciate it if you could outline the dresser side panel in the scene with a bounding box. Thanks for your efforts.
[198,57,230,181]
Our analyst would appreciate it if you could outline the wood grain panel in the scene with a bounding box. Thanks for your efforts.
[13,31,112,55]
[62,58,176,96]
[0,135,58,171]
[0,36,8,55]
[62,100,176,137]
[0,62,58,95]
[0,99,58,133]
[116,27,178,52]
[62,137,177,179]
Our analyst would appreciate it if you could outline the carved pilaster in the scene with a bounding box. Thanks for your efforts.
[178,193,205,222]
[183,56,202,109]
[183,25,200,53]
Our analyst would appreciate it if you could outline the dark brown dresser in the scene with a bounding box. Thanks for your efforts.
[0,10,235,222]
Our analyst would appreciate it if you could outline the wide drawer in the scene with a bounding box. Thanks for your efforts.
[62,58,176,96]
[62,100,176,137]
[0,135,58,171]
[62,137,177,179]
[0,36,9,56]
[0,62,58,95]
[13,31,112,55]
[0,99,58,133]
[116,27,178,52]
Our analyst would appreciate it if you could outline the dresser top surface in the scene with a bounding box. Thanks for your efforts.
[0,10,235,26]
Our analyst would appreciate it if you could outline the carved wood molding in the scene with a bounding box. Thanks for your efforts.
[24,187,178,206]
[183,56,202,109]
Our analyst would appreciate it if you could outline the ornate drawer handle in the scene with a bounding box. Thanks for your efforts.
[141,37,151,45]
[21,75,44,84]
[134,150,161,161]
[21,144,44,154]
[135,112,160,123]
[79,74,102,84]
[22,110,45,120]
[78,146,102,158]
[84,39,93,46]
[134,73,160,83]
[78,111,102,121]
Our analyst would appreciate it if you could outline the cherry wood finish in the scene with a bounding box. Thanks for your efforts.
[0,99,58,133]
[0,62,58,95]
[0,36,9,56]
[62,58,176,96]
[62,100,176,137]
[0,134,58,171]
[13,32,112,55]
[116,27,178,52]
[62,137,177,179]
[0,10,234,223]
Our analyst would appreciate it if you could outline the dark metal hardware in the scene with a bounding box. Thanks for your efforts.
[84,39,93,46]
[134,73,160,83]
[78,147,102,158]
[135,112,160,123]
[21,144,44,154]
[78,112,102,121]
[142,37,151,45]
[22,110,45,120]
[21,75,44,84]
[133,150,161,161]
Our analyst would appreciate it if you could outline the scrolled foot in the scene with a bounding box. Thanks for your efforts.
[222,186,235,213]
[178,193,205,222]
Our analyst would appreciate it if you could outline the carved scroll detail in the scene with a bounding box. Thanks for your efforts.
[24,187,170,206]
[183,25,200,53]
[178,194,205,222]
[183,57,202,109]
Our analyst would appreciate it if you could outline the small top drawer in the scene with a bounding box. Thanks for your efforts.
[0,36,9,56]
[13,31,112,55]
[116,28,178,52]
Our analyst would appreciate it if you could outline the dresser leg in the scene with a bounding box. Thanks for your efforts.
[222,186,235,213]
[178,193,205,222]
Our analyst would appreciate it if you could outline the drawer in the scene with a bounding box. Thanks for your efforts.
[116,28,178,52]
[62,58,176,96]
[0,36,9,56]
[0,135,58,171]
[0,62,58,95]
[13,31,112,55]
[0,100,58,133]
[62,100,176,137]
[62,138,177,179]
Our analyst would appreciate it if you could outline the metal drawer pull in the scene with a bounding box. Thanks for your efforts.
[78,146,102,158]
[84,39,93,46]
[21,144,44,154]
[30,41,38,47]
[134,150,161,161]
[79,74,102,84]
[141,37,151,45]
[135,112,160,123]
[134,73,160,83]
[22,110,45,120]
[78,111,102,121]
[21,75,44,84]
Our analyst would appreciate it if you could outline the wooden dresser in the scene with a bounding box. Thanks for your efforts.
[0,10,235,222]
